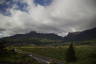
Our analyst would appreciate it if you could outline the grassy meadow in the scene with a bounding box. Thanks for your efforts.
[0,44,96,64]
[16,45,96,64]
[0,49,42,64]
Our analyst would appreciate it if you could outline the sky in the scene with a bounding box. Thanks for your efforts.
[0,0,96,37]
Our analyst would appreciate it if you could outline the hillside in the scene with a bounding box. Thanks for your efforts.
[0,31,64,45]
[0,27,96,45]
[64,27,96,41]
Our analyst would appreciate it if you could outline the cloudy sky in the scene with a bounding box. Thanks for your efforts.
[0,0,96,37]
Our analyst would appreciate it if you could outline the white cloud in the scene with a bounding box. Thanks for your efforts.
[0,0,96,37]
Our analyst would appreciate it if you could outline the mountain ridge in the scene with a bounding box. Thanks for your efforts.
[64,27,96,41]
[0,27,96,45]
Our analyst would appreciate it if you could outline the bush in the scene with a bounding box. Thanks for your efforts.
[65,43,77,62]
[0,40,7,54]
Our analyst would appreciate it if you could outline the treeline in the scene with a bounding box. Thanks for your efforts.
[0,37,64,46]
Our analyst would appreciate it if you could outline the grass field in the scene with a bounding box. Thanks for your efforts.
[16,45,96,64]
[0,50,42,64]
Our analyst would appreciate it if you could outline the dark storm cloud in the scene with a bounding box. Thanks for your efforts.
[91,0,96,5]
[0,28,6,32]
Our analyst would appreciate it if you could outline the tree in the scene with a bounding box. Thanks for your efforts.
[65,43,77,62]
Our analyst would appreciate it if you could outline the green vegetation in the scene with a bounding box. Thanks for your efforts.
[0,50,42,64]
[65,43,77,62]
[2,37,64,46]
[0,39,41,64]
[0,39,96,64]
[17,45,96,64]
[0,45,41,64]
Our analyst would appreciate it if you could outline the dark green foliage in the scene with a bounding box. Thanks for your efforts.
[0,40,7,54]
[87,53,96,64]
[65,43,77,62]
[0,49,42,64]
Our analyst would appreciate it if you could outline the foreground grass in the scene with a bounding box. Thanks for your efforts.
[17,45,96,64]
[0,50,41,64]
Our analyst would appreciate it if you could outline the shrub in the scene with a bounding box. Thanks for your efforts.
[65,43,77,62]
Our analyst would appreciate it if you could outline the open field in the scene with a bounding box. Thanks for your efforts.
[16,45,96,64]
[0,50,42,64]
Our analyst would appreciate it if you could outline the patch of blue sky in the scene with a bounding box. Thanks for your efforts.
[33,0,53,6]
[0,0,28,16]
[13,0,28,12]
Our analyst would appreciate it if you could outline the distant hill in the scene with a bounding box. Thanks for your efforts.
[0,31,64,45]
[64,27,96,41]
[10,31,63,40]
[0,27,96,45]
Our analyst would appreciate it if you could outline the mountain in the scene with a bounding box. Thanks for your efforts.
[64,27,96,41]
[0,31,64,45]
[9,31,63,40]
[0,27,96,45]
